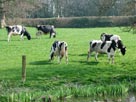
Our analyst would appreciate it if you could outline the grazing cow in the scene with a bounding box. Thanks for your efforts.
[36,25,56,38]
[49,40,68,64]
[100,33,121,43]
[100,33,126,54]
[6,25,31,42]
[87,40,126,64]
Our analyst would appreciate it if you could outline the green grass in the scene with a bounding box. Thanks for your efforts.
[0,27,136,101]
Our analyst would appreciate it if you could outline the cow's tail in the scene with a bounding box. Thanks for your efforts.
[88,41,92,52]
[60,42,67,57]
[87,41,92,61]
[88,41,92,48]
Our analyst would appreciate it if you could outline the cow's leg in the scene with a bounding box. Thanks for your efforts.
[58,53,63,64]
[36,31,42,39]
[8,33,12,42]
[60,55,63,63]
[111,55,114,64]
[87,50,90,61]
[95,52,98,61]
[36,32,39,39]
[65,50,68,64]
[49,52,54,61]
[58,56,61,63]
[118,49,121,56]
[87,49,92,61]
[107,53,111,64]
[20,34,24,40]
[50,32,52,38]
[108,53,114,64]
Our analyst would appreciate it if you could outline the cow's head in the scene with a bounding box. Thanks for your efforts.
[23,28,31,40]
[52,32,56,38]
[120,46,126,55]
[5,26,12,34]
[36,25,41,29]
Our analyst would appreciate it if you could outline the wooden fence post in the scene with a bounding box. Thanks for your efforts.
[42,97,46,102]
[22,55,26,82]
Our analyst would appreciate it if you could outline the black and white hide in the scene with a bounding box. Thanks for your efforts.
[49,41,68,64]
[87,40,126,64]
[100,33,121,42]
[100,33,126,54]
[36,25,56,38]
[6,25,31,42]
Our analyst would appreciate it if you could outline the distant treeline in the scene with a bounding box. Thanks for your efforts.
[6,16,135,28]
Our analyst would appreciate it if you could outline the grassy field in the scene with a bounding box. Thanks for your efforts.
[0,27,136,101]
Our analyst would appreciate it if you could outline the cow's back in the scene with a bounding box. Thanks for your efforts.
[90,40,114,53]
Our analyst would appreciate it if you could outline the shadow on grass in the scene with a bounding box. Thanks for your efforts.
[0,39,7,42]
[71,60,99,65]
[68,53,79,56]
[29,60,51,65]
[78,54,87,56]
[78,54,106,57]
[69,53,88,57]
[31,36,51,40]
[85,61,99,65]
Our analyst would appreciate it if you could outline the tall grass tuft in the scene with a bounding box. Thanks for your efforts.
[1,84,128,102]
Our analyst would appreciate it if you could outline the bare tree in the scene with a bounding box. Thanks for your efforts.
[0,0,44,27]
[5,0,43,18]
[121,0,136,15]
[0,0,12,28]
[120,0,136,33]
[93,0,118,16]
[52,0,65,17]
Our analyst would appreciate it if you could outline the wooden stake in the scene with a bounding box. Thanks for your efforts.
[22,55,26,82]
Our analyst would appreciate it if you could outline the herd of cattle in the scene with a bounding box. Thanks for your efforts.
[6,25,56,42]
[4,25,126,64]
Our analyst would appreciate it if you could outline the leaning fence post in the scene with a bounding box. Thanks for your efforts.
[22,55,26,82]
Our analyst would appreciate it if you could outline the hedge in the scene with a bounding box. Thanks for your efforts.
[6,16,135,28]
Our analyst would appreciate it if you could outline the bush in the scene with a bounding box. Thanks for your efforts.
[68,17,90,28]
[6,16,135,28]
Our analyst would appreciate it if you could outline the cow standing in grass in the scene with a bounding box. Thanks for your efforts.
[100,33,126,54]
[100,33,121,43]
[6,25,31,42]
[36,25,56,38]
[87,40,126,64]
[49,40,68,64]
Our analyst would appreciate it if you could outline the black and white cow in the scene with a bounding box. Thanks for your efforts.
[100,33,121,42]
[6,25,31,42]
[100,33,126,54]
[87,40,126,64]
[36,25,56,38]
[49,40,68,64]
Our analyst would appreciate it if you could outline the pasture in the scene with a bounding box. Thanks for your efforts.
[0,27,136,101]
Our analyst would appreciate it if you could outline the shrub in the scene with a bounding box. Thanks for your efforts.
[6,16,135,28]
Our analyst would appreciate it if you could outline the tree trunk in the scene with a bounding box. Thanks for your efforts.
[0,0,6,28]
[0,13,6,28]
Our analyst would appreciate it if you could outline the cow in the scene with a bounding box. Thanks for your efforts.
[100,33,126,54]
[100,33,121,43]
[87,40,126,64]
[36,25,56,38]
[49,40,68,64]
[6,25,31,42]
